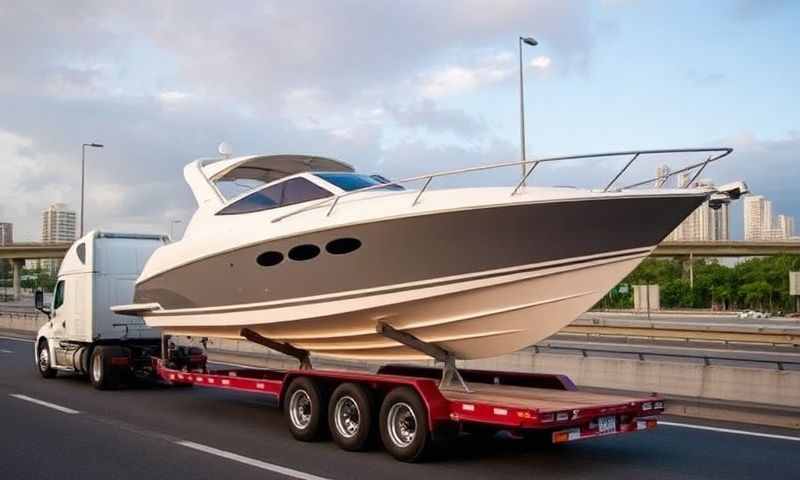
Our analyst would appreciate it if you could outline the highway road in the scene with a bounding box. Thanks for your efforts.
[1,336,798,480]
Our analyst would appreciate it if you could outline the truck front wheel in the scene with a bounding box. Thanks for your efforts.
[90,346,121,390]
[37,339,57,379]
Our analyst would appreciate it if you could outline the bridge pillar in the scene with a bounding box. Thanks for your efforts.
[12,259,24,301]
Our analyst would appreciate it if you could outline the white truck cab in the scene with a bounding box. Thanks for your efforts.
[35,230,168,388]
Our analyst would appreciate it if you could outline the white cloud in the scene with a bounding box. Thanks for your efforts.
[0,2,598,239]
[418,53,516,98]
[158,90,191,104]
[529,55,552,70]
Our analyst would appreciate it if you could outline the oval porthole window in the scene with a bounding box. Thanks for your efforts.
[257,251,284,267]
[288,244,320,261]
[325,238,362,255]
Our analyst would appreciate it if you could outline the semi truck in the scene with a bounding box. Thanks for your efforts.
[34,230,664,462]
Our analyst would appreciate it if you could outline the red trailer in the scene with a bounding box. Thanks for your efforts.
[155,329,663,462]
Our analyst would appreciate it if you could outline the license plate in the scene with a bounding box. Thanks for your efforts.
[598,415,616,434]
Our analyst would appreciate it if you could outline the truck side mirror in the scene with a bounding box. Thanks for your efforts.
[34,290,51,318]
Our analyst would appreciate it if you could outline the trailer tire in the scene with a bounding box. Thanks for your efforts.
[37,339,57,379]
[328,383,375,451]
[379,387,432,462]
[284,377,326,442]
[89,346,121,390]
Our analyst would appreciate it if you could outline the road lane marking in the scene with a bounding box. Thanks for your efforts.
[9,394,80,414]
[0,336,34,343]
[177,441,332,480]
[0,349,13,353]
[660,421,800,442]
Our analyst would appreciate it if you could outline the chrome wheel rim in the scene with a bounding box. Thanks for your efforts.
[387,402,417,448]
[38,346,50,372]
[92,353,102,382]
[334,395,361,439]
[289,389,312,430]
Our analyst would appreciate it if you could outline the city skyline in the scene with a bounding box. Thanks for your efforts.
[659,165,796,243]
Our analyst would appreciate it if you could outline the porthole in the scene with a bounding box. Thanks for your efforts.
[325,238,362,255]
[257,251,284,267]
[288,244,320,261]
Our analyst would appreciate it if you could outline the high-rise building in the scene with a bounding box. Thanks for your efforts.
[744,196,794,240]
[744,196,766,240]
[666,179,729,241]
[41,203,77,243]
[41,203,77,273]
[778,214,795,239]
[655,164,672,188]
[0,222,12,246]
[712,203,730,241]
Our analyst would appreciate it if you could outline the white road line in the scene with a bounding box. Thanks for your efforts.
[177,441,333,480]
[660,421,800,442]
[0,349,13,353]
[9,394,81,415]
[0,336,35,343]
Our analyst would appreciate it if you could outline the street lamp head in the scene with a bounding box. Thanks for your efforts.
[83,143,104,148]
[521,37,538,46]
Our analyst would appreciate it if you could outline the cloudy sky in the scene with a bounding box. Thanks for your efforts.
[0,0,798,240]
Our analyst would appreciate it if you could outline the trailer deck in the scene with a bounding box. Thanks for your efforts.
[155,358,663,448]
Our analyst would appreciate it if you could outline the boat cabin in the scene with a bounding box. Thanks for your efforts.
[184,154,402,215]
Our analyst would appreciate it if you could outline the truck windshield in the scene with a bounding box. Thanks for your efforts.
[315,173,404,192]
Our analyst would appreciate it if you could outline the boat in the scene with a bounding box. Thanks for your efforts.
[114,147,745,360]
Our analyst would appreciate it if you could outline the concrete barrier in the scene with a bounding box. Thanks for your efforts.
[459,350,800,409]
[0,313,47,333]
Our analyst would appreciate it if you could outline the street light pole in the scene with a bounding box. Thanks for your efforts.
[518,36,538,185]
[80,142,104,237]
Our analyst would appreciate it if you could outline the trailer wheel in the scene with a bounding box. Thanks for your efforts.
[90,346,120,390]
[379,387,432,462]
[284,377,326,441]
[37,339,57,379]
[328,383,374,451]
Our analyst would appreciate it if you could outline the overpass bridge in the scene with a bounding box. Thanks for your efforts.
[653,241,800,257]
[0,243,71,300]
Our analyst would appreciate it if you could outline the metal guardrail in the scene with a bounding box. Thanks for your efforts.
[561,324,800,347]
[272,147,733,223]
[532,344,800,371]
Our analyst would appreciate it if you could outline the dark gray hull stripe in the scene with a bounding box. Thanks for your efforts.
[136,194,703,310]
[149,248,650,317]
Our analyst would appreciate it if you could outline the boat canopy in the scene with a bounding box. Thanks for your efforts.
[185,154,354,211]
[202,154,354,184]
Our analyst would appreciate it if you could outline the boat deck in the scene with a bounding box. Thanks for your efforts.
[442,382,645,412]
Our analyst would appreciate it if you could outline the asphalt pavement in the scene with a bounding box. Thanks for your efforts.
[1,335,798,480]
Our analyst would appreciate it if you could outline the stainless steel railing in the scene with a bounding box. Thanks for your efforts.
[272,147,733,223]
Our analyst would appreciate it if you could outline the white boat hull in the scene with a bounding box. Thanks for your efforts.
[144,249,649,360]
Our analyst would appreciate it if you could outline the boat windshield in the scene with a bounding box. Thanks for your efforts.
[215,178,267,201]
[217,177,333,215]
[315,173,405,192]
